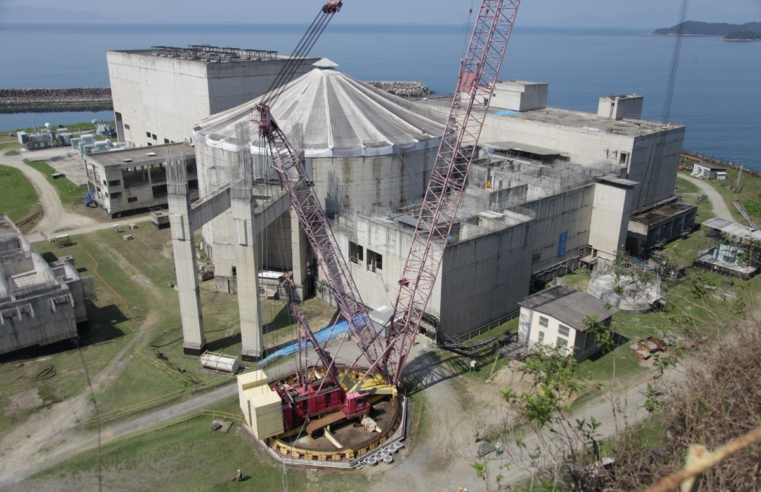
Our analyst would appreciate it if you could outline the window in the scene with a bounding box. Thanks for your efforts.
[152,134,157,141]
[539,316,549,328]
[537,331,545,344]
[147,142,152,146]
[558,325,570,337]
[349,241,364,264]
[108,180,120,187]
[367,249,382,272]
[128,197,137,203]
[619,152,628,165]
[146,132,151,138]
[532,252,541,262]
[111,192,122,199]
[164,138,170,144]
[556,338,568,350]
[124,124,130,130]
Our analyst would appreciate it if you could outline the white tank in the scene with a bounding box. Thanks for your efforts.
[200,351,240,373]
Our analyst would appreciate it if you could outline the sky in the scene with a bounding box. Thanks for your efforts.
[0,0,760,27]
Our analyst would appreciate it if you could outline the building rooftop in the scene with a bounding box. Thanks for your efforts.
[196,66,446,158]
[83,143,194,168]
[493,107,683,138]
[0,214,19,239]
[518,285,615,331]
[108,45,298,63]
[702,217,761,243]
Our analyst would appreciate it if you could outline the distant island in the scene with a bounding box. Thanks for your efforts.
[653,21,761,41]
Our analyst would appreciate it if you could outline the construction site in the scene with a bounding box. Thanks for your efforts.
[2,0,761,491]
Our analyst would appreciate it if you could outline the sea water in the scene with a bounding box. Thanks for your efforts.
[1,23,758,169]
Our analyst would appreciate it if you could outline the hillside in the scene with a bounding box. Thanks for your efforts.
[654,20,761,36]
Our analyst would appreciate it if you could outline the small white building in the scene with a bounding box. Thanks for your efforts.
[691,163,727,180]
[518,285,615,361]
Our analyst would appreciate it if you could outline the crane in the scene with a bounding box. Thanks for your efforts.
[252,0,522,432]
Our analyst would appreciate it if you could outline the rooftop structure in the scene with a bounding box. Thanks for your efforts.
[107,45,319,146]
[0,215,90,355]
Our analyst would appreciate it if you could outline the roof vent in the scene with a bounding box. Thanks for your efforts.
[312,58,339,69]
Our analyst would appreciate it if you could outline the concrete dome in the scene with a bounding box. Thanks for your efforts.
[195,66,446,158]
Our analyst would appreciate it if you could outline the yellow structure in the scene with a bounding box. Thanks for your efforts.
[237,370,284,440]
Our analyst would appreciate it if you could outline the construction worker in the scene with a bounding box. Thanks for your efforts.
[470,359,476,371]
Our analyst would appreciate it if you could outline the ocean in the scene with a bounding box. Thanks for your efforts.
[1,23,759,169]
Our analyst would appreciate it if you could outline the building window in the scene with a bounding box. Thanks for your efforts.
[558,325,570,337]
[532,252,541,262]
[108,180,120,187]
[147,142,152,146]
[128,197,137,203]
[104,192,109,198]
[164,138,170,144]
[152,134,157,141]
[349,241,364,264]
[620,152,628,165]
[367,249,382,272]
[556,338,568,350]
[538,331,545,344]
[124,124,130,130]
[111,192,122,199]
[539,316,549,328]
[146,132,151,138]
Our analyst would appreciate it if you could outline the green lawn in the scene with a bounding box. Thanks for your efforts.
[24,394,373,492]
[0,165,40,223]
[23,159,87,205]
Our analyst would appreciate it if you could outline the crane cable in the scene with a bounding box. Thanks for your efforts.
[663,0,690,124]
[263,7,338,108]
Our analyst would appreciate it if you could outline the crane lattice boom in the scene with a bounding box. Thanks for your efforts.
[381,0,522,385]
[255,106,386,377]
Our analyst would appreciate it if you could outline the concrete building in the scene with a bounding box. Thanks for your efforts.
[107,45,319,146]
[194,60,446,296]
[0,215,90,355]
[423,81,686,211]
[517,285,614,362]
[83,143,197,218]
[626,196,697,255]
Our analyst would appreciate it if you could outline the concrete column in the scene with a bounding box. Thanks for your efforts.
[168,177,206,355]
[289,208,309,301]
[231,188,263,361]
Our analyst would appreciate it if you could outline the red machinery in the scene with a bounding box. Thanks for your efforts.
[255,0,522,434]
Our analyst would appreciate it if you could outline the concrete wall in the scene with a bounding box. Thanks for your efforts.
[597,95,644,120]
[520,185,595,272]
[108,51,211,146]
[438,220,533,339]
[589,183,634,260]
[309,147,437,217]
[481,112,685,209]
[491,81,548,112]
[107,51,316,146]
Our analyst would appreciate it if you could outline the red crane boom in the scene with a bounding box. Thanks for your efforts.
[368,0,522,385]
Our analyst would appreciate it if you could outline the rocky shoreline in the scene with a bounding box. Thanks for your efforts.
[0,87,113,114]
[366,81,432,98]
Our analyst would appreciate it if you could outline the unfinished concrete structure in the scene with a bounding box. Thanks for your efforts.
[626,196,697,255]
[166,141,291,359]
[194,61,446,297]
[107,46,319,146]
[0,215,89,355]
[83,143,197,218]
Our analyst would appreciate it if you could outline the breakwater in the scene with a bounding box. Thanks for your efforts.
[0,88,113,114]
[367,81,432,98]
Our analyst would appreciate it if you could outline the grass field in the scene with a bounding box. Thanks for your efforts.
[23,158,87,205]
[679,164,761,225]
[25,395,373,492]
[27,225,337,418]
[0,165,40,223]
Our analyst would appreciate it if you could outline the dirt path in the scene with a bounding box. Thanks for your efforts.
[0,148,97,235]
[679,173,734,221]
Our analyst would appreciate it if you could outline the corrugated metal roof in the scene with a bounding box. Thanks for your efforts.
[703,217,761,243]
[195,66,447,158]
[518,285,615,331]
